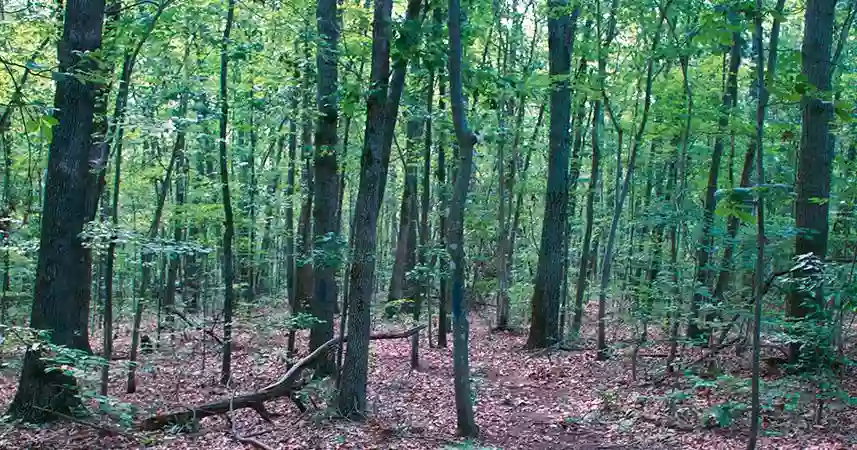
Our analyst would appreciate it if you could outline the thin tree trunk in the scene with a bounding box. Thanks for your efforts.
[218,0,237,386]
[596,3,666,360]
[285,62,299,356]
[688,16,742,341]
[447,0,478,434]
[437,72,449,348]
[100,0,168,397]
[572,104,600,336]
[748,0,770,446]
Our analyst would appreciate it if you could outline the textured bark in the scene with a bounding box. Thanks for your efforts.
[338,0,394,418]
[527,1,579,349]
[6,0,106,423]
[448,0,478,435]
[310,0,341,377]
[786,0,837,363]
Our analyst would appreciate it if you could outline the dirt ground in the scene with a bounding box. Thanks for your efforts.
[0,307,855,449]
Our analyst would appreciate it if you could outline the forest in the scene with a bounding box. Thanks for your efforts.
[0,0,855,447]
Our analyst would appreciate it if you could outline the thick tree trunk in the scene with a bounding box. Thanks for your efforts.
[7,0,106,423]
[310,0,341,378]
[527,2,578,348]
[338,0,394,418]
[786,0,837,363]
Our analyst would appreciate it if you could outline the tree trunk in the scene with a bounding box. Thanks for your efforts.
[7,0,106,423]
[786,0,836,363]
[447,0,478,435]
[285,58,300,356]
[218,0,237,386]
[436,74,449,348]
[377,0,425,205]
[338,0,394,418]
[388,107,421,314]
[310,0,341,378]
[572,102,600,336]
[526,1,579,348]
[748,0,770,446]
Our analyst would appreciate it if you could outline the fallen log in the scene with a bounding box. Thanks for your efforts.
[139,325,426,431]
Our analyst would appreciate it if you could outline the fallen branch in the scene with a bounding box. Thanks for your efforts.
[139,325,426,431]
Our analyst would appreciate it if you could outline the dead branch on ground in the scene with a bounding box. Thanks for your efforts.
[139,325,426,431]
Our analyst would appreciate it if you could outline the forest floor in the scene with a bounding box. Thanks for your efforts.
[0,305,856,449]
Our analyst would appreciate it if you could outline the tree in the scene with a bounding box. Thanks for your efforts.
[338,0,394,418]
[526,0,579,349]
[310,0,341,377]
[447,0,478,435]
[786,0,838,363]
[218,0,238,385]
[6,0,107,422]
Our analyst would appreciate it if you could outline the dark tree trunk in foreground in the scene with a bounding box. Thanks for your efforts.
[448,0,478,435]
[218,0,237,386]
[338,0,394,418]
[310,0,341,377]
[527,0,578,348]
[7,0,106,423]
[786,0,837,364]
